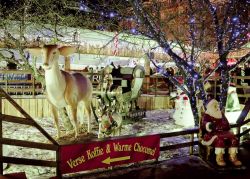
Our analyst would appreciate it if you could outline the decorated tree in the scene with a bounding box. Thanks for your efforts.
[127,0,249,125]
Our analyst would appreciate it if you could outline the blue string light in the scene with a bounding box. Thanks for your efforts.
[232,16,239,23]
[109,12,115,18]
[130,28,137,34]
[190,17,195,23]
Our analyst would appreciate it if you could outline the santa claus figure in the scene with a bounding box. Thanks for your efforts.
[201,99,242,167]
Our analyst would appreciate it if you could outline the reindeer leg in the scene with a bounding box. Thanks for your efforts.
[59,107,73,131]
[70,106,79,138]
[84,101,92,133]
[98,123,102,138]
[51,106,60,139]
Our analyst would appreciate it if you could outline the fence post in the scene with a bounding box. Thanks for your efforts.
[56,147,62,178]
[5,80,8,94]
[154,77,157,96]
[189,133,194,155]
[32,76,35,97]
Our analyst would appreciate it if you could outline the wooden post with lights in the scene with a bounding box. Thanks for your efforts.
[144,54,151,94]
[32,76,35,97]
[64,56,71,71]
[189,133,194,155]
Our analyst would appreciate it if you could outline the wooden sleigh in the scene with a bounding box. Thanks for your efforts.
[199,99,250,171]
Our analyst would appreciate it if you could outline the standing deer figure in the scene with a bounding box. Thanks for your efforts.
[40,45,92,139]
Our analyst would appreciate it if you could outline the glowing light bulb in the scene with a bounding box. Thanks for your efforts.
[109,12,115,18]
[232,16,239,23]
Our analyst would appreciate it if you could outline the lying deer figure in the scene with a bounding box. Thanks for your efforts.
[40,45,92,139]
[97,107,123,138]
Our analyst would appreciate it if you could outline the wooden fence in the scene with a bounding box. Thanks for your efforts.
[1,69,250,99]
[0,70,43,96]
[0,70,100,96]
[1,69,250,116]
[1,95,172,119]
[207,76,250,100]
[1,97,51,118]
[0,87,60,176]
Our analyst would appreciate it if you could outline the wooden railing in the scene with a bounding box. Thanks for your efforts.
[142,75,173,96]
[0,70,102,96]
[207,76,250,101]
[0,70,43,96]
[1,70,249,101]
[143,75,250,100]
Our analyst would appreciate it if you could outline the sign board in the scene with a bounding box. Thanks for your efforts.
[60,134,160,174]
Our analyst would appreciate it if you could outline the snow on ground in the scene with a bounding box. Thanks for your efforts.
[2,109,194,178]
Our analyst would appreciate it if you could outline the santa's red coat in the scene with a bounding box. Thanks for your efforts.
[201,113,238,148]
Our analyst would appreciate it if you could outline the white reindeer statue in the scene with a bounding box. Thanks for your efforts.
[29,45,93,139]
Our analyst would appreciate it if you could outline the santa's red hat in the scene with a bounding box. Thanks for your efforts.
[205,99,222,119]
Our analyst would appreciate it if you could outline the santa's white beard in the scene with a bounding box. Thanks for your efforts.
[206,109,222,119]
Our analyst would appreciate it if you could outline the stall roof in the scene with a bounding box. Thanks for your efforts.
[0,21,185,61]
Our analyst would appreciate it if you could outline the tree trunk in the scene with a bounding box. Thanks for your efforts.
[189,92,199,126]
[220,63,229,111]
[186,77,199,126]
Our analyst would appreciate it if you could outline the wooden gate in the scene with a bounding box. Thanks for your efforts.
[0,87,60,177]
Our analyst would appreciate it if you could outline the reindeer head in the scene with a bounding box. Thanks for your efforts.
[26,45,77,70]
[42,45,59,70]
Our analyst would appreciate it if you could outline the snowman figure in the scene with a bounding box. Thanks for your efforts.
[226,85,240,112]
[173,88,195,128]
